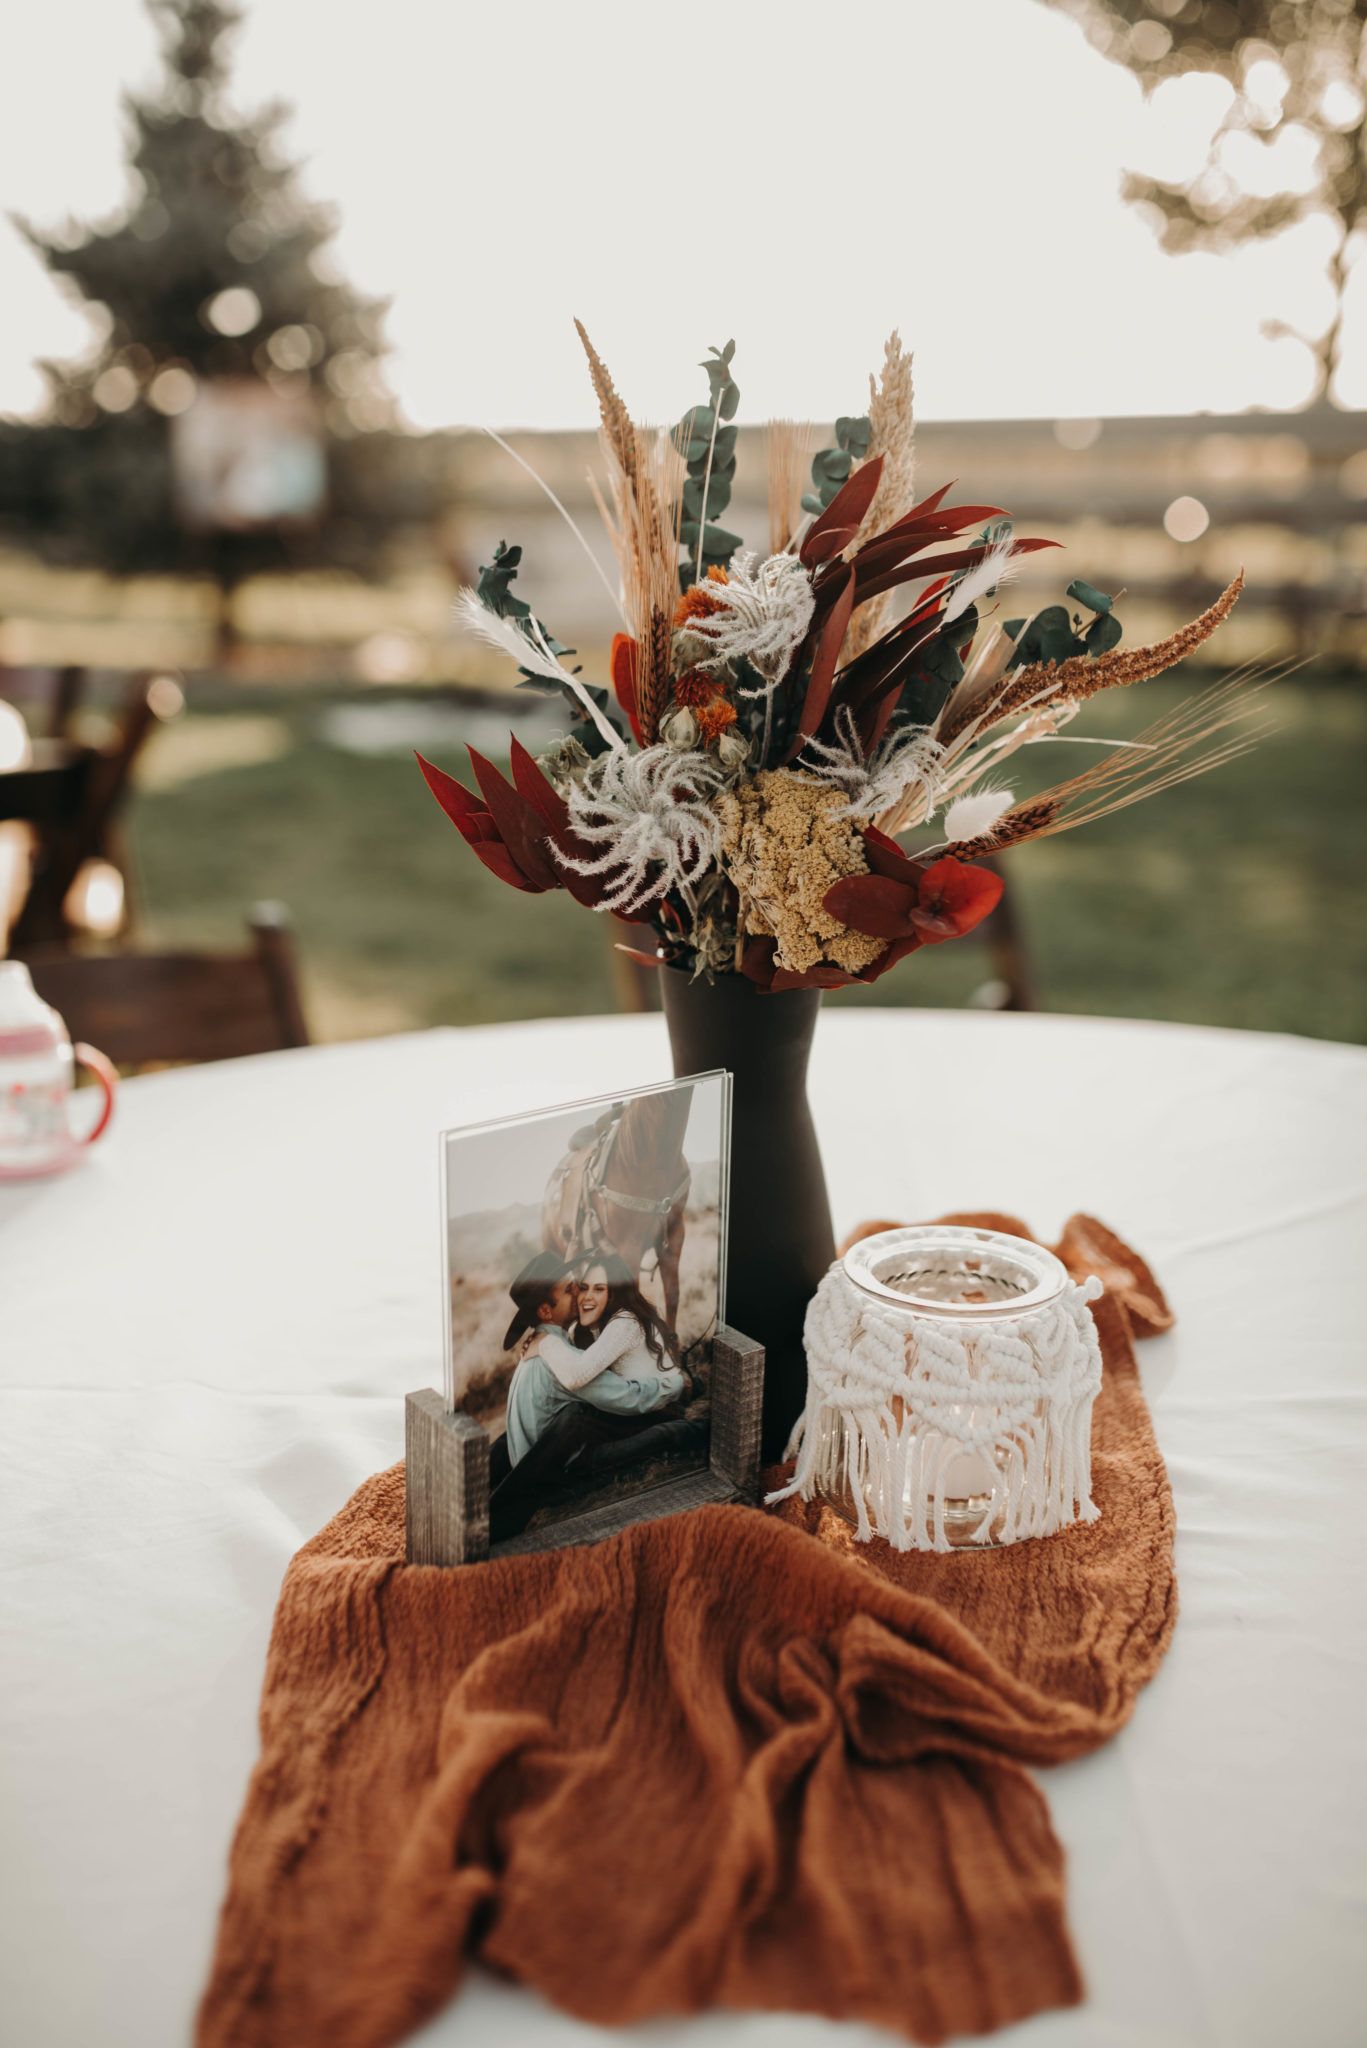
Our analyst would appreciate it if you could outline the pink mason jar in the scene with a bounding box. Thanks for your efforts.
[0,962,117,1180]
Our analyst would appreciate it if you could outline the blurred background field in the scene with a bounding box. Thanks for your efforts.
[105,667,1363,1045]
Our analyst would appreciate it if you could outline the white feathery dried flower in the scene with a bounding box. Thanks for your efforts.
[453,590,624,754]
[941,523,1020,627]
[799,707,944,822]
[554,745,726,914]
[678,549,815,693]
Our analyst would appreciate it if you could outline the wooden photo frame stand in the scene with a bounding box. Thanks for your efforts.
[405,1324,764,1566]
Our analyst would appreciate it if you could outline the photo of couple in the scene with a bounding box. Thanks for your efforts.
[487,1249,702,1540]
[442,1072,729,1545]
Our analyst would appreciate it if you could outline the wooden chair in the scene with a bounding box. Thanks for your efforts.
[23,904,310,1069]
[1,668,181,950]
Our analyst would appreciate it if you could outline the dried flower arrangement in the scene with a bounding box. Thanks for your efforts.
[419,327,1255,993]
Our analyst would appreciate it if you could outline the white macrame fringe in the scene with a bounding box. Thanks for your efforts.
[767,1262,1104,1551]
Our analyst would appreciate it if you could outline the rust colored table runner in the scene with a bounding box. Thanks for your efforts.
[198,1213,1176,2048]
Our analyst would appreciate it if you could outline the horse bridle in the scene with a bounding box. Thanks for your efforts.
[578,1119,688,1246]
[595,1174,690,1220]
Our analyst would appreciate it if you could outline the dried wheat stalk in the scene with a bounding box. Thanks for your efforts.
[577,323,682,742]
[767,418,813,555]
[991,674,1271,845]
[576,318,639,486]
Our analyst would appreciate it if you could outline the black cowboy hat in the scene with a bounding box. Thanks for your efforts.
[502,1251,574,1353]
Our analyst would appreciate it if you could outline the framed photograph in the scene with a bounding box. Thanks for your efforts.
[427,1070,747,1556]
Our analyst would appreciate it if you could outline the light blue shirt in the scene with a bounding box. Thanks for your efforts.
[503,1321,685,1466]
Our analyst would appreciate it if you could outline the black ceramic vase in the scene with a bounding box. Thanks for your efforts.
[661,969,834,1461]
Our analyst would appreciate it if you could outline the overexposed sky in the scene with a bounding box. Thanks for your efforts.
[1,0,1358,427]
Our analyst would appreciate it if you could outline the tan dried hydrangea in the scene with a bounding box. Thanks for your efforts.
[714,770,887,976]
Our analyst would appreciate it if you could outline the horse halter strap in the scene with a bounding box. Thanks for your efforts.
[596,1174,691,1220]
[582,1120,687,1228]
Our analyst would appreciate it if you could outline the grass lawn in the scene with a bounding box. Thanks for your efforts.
[124,672,1367,1046]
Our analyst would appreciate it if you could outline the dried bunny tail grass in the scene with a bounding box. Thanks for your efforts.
[844,331,916,662]
[940,570,1246,745]
[950,798,1062,860]
[767,419,814,555]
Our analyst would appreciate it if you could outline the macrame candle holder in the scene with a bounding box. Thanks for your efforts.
[769,1225,1104,1551]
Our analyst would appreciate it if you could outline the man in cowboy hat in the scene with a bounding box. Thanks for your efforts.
[500,1250,581,1359]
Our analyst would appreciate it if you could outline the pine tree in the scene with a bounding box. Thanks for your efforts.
[1,0,419,650]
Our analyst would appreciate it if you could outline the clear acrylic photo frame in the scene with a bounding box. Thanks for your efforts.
[438,1069,732,1415]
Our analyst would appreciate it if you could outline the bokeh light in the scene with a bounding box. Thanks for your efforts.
[147,674,186,720]
[148,364,196,414]
[93,364,138,411]
[1163,495,1210,543]
[205,286,261,337]
[0,700,33,771]
[64,859,125,938]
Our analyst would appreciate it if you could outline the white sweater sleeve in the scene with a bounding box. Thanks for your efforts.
[535,1313,643,1392]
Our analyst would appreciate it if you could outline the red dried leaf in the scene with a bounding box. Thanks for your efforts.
[415,751,486,843]
[912,857,1004,941]
[508,734,571,836]
[856,535,1060,609]
[610,633,643,745]
[824,872,919,938]
[877,479,954,529]
[469,840,542,892]
[851,509,1014,586]
[852,933,924,983]
[614,942,663,971]
[860,825,919,878]
[467,747,560,891]
[770,958,856,991]
[786,564,854,755]
[799,456,885,567]
[871,497,1007,548]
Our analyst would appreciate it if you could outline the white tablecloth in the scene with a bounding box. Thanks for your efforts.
[2,1011,1364,2048]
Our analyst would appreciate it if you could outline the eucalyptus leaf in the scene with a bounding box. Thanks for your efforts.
[836,415,872,459]
[1005,604,1086,670]
[922,632,966,689]
[1067,577,1114,615]
[804,411,873,513]
[476,539,532,621]
[893,674,955,730]
[677,341,741,583]
[1084,611,1123,655]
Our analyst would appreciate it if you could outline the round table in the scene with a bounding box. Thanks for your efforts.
[3,1011,1364,2048]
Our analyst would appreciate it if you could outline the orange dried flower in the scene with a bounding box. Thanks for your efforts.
[706,564,729,583]
[672,574,727,629]
[673,667,723,708]
[695,697,738,742]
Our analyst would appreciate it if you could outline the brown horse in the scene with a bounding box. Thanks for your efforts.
[542,1087,692,1327]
